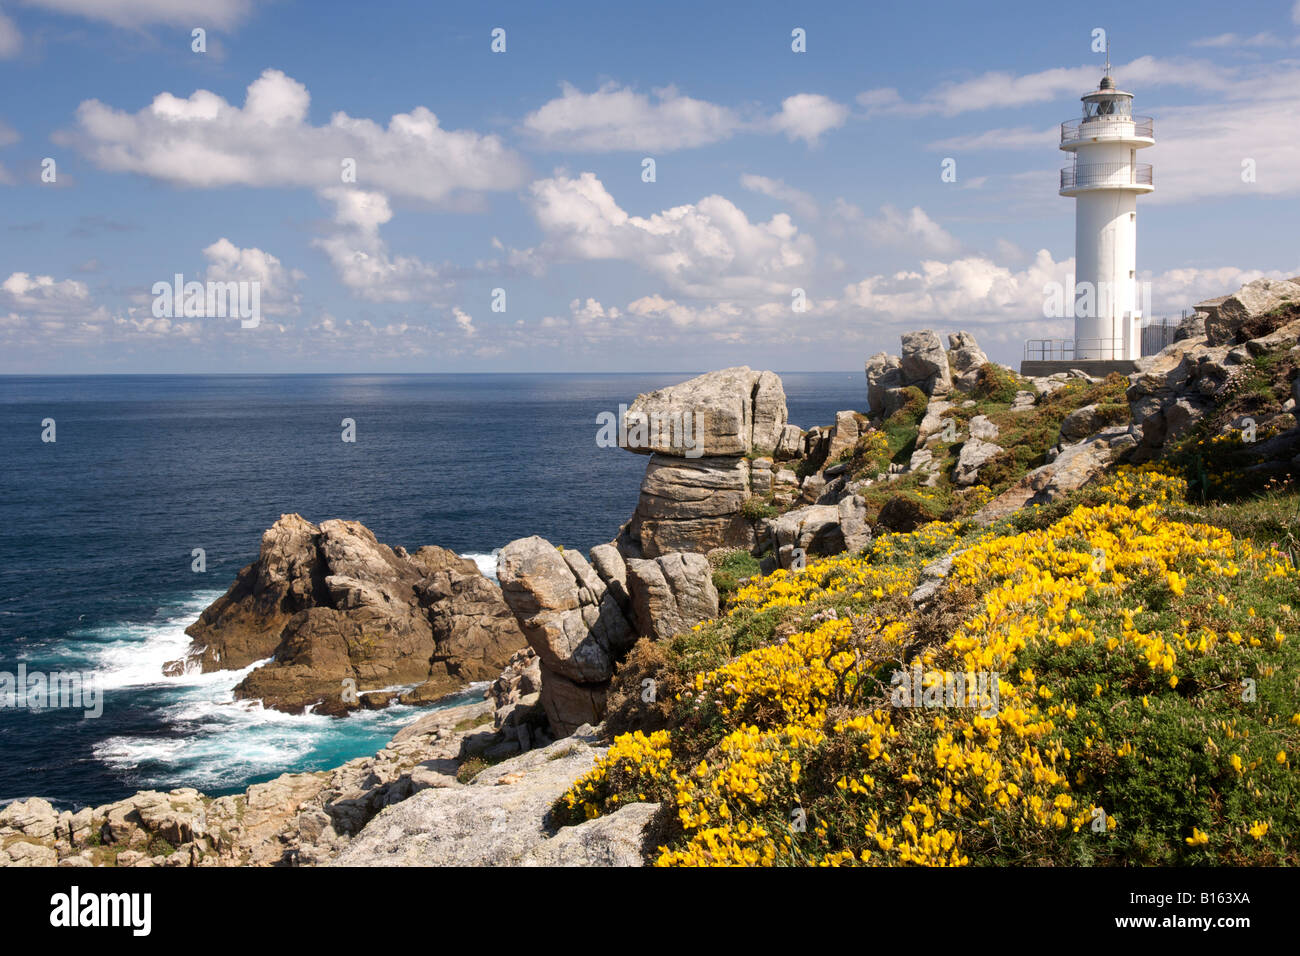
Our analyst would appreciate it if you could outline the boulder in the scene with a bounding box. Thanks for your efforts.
[974,426,1138,524]
[497,537,631,686]
[774,424,806,461]
[947,331,989,392]
[333,730,654,867]
[954,437,1003,487]
[865,352,904,417]
[900,330,952,396]
[498,535,721,735]
[967,415,1000,442]
[917,400,955,443]
[1174,311,1208,342]
[626,553,719,642]
[767,495,872,569]
[825,410,866,464]
[622,367,787,458]
[1203,277,1300,346]
[1059,404,1105,443]
[0,797,57,840]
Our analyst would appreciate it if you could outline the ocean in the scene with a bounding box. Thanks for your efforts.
[0,372,865,808]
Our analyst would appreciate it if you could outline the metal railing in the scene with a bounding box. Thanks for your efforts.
[1061,115,1154,145]
[1024,338,1125,361]
[1060,162,1153,191]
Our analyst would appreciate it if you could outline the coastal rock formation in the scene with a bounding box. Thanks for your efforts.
[334,727,655,867]
[765,496,872,570]
[623,366,787,458]
[0,699,525,867]
[947,331,990,392]
[626,552,719,642]
[954,437,1003,487]
[167,515,525,714]
[1198,276,1300,346]
[619,367,792,558]
[866,329,997,417]
[498,535,717,736]
[899,330,952,397]
[626,454,755,557]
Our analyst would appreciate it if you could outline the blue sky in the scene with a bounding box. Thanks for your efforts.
[1,0,1298,373]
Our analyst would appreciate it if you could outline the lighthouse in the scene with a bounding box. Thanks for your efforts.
[1059,66,1154,361]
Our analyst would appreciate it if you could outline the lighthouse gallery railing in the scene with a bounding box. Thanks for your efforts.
[1060,116,1154,145]
[1060,162,1153,191]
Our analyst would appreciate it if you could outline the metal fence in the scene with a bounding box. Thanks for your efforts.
[1060,162,1153,191]
[1140,314,1184,356]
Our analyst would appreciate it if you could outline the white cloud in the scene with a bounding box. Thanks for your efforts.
[522,83,849,151]
[840,249,1076,344]
[927,125,1056,152]
[1144,61,1300,202]
[1145,264,1298,311]
[770,93,848,146]
[313,188,447,302]
[0,117,20,147]
[58,69,528,204]
[452,307,475,336]
[830,202,960,256]
[856,88,901,109]
[0,8,21,58]
[863,57,1222,117]
[201,238,304,316]
[2,271,91,312]
[522,82,742,152]
[18,0,252,30]
[1294,1,1300,25]
[910,56,1300,204]
[524,172,815,298]
[739,173,818,220]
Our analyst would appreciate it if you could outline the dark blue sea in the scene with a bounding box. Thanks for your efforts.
[0,372,864,808]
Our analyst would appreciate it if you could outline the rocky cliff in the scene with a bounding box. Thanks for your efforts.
[167,514,526,714]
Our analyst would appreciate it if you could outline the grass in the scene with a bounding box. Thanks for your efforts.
[712,550,761,604]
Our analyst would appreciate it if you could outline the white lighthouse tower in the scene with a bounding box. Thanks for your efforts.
[1059,58,1154,361]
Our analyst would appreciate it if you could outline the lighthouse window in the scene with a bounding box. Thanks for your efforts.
[1083,97,1132,119]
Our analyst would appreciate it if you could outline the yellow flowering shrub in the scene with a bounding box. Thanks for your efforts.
[556,469,1300,865]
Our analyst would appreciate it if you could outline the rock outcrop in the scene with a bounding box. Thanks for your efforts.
[623,366,787,458]
[765,496,872,570]
[1198,277,1300,346]
[333,727,656,867]
[947,331,990,392]
[619,367,791,558]
[866,329,997,418]
[498,535,718,736]
[168,515,525,714]
[0,699,534,867]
